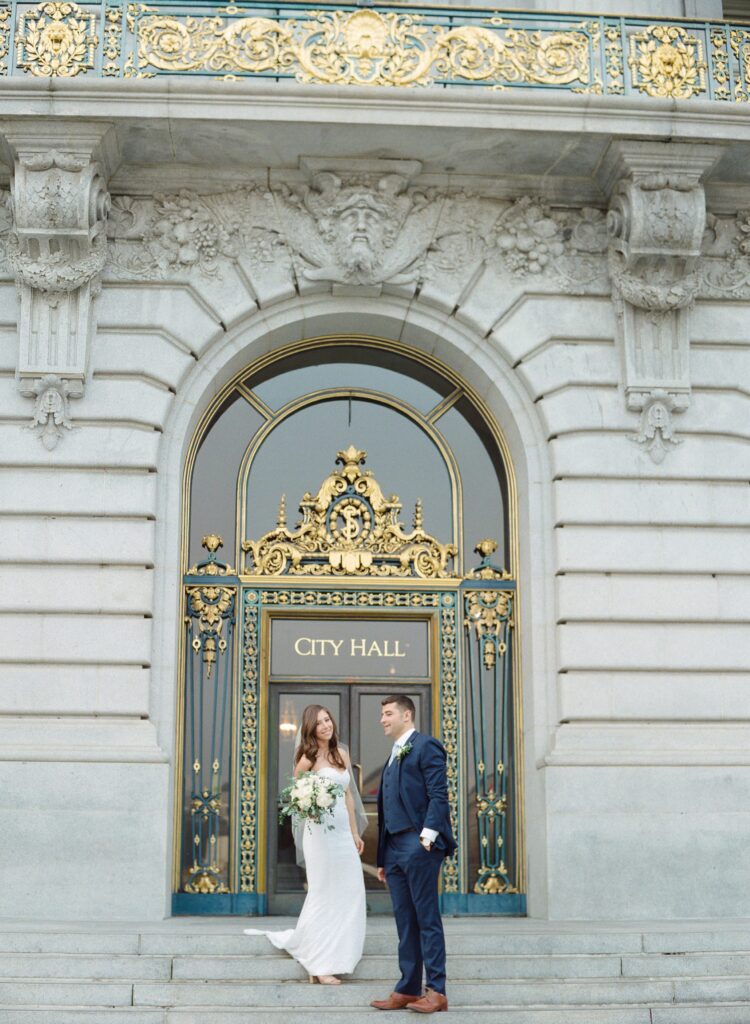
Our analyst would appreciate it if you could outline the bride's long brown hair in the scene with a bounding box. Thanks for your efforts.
[295,704,346,770]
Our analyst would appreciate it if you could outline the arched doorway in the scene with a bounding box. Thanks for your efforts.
[172,337,524,916]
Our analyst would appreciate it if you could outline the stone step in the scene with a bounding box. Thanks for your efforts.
[623,952,750,977]
[3,1002,750,1024]
[5,949,750,983]
[0,981,133,1007]
[111,931,654,957]
[0,934,141,955]
[4,950,750,983]
[0,976,718,1010]
[0,1013,164,1024]
[4,923,750,958]
[130,977,750,1008]
[0,932,637,957]
[173,952,626,981]
[643,932,750,953]
[0,954,172,980]
[164,1008,750,1024]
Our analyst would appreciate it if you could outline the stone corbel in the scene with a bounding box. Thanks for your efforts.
[603,142,724,463]
[0,122,118,448]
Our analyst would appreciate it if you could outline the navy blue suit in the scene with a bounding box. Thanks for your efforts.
[377,731,456,996]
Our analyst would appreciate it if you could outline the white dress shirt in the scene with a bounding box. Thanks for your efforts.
[388,728,438,846]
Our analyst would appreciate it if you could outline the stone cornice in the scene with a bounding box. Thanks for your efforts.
[2,79,750,141]
[1,84,750,215]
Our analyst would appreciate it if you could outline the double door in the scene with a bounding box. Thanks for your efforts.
[268,682,432,914]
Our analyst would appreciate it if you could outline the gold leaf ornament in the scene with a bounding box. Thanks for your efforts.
[221,17,296,74]
[15,1,98,77]
[295,10,434,86]
[730,29,750,102]
[629,24,707,99]
[137,15,218,71]
[131,8,593,89]
[242,446,456,578]
[434,22,589,86]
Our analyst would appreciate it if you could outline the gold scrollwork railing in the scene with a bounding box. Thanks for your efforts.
[3,1,750,100]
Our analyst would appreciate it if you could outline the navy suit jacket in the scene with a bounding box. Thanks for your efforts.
[376,730,457,867]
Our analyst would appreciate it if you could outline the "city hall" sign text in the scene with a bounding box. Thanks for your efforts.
[270,617,430,679]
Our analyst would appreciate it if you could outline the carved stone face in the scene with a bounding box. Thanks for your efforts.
[39,387,63,417]
[328,194,389,276]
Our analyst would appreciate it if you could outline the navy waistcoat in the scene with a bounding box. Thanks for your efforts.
[382,756,413,835]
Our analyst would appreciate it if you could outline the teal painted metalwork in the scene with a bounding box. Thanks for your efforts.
[4,0,750,101]
[181,541,238,895]
[173,892,266,915]
[239,588,261,897]
[247,586,462,904]
[461,544,519,899]
[176,572,526,912]
[442,892,525,916]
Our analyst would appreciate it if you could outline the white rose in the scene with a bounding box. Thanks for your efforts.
[317,791,334,809]
[297,796,312,811]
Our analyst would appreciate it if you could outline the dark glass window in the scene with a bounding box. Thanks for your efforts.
[187,342,511,576]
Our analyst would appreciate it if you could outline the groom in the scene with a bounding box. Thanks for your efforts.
[371,694,456,1014]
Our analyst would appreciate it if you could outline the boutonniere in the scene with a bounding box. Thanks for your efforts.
[396,742,413,762]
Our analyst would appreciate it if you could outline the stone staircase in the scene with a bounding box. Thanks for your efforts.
[1,918,750,1023]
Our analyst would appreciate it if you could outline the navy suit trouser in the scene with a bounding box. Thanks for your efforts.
[384,830,446,996]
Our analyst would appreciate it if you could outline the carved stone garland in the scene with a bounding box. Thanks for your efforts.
[242,445,457,578]
[105,163,610,296]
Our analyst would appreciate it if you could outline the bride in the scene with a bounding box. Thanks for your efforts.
[244,704,367,984]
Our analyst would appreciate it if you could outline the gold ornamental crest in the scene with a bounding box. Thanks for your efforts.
[242,445,456,579]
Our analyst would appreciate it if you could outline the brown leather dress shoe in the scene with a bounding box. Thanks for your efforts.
[370,991,423,1010]
[408,989,448,1013]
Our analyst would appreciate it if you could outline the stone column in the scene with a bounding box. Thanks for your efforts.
[0,122,118,448]
[603,141,723,463]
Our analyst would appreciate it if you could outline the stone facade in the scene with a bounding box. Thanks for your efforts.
[1,5,749,924]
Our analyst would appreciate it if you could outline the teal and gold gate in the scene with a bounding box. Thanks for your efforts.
[173,443,524,916]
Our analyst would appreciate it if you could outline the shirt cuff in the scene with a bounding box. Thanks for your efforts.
[420,828,439,843]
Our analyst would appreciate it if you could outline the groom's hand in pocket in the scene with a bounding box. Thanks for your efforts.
[377,867,387,884]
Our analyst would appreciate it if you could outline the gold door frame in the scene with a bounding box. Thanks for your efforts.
[256,605,442,898]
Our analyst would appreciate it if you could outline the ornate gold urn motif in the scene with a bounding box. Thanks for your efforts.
[242,446,457,578]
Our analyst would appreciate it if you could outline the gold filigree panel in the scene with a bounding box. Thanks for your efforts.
[628,24,707,100]
[244,587,461,896]
[0,6,11,74]
[603,24,624,95]
[103,3,122,76]
[440,596,460,894]
[3,2,750,106]
[15,1,98,77]
[130,8,597,90]
[239,590,259,894]
[731,29,750,102]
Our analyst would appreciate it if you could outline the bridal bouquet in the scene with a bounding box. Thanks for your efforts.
[278,771,345,831]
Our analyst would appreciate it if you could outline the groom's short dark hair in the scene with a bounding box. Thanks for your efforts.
[382,694,416,720]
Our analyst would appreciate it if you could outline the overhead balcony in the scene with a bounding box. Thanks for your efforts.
[2,0,750,100]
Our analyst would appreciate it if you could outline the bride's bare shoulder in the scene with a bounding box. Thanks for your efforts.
[294,754,314,776]
[339,744,351,767]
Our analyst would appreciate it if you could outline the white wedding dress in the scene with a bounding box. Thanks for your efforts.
[245,766,366,976]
